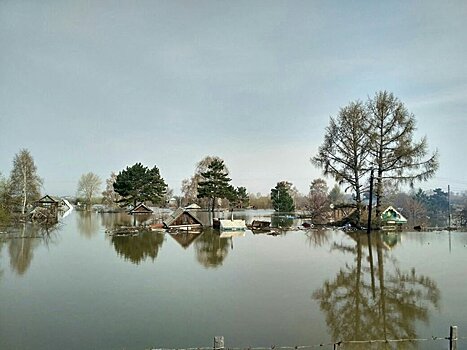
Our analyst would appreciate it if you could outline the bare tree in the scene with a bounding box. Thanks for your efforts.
[312,101,372,224]
[77,172,102,210]
[101,172,121,207]
[9,149,43,214]
[367,91,438,225]
[307,178,330,224]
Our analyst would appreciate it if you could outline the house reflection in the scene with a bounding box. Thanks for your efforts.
[313,232,440,348]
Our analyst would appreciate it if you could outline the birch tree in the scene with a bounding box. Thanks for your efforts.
[367,91,438,225]
[9,149,42,214]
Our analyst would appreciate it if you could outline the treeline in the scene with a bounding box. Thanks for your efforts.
[0,90,448,227]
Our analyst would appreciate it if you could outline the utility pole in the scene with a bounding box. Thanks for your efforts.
[448,185,451,230]
[367,168,374,234]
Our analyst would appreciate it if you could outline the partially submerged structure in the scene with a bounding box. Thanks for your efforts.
[32,195,73,222]
[129,203,153,215]
[381,206,407,230]
[163,208,203,231]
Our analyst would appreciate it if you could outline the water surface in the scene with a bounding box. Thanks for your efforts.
[1,211,466,349]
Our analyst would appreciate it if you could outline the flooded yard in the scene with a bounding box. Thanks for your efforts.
[1,210,467,349]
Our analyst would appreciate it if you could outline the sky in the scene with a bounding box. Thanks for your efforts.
[1,0,466,197]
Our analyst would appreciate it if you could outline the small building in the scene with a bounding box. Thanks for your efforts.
[163,208,203,230]
[35,195,72,214]
[129,203,153,214]
[381,206,407,230]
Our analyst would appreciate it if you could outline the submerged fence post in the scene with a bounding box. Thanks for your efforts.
[450,325,458,350]
[214,336,224,350]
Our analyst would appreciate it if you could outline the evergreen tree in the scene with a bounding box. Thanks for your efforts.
[229,186,250,209]
[9,149,42,214]
[113,163,167,208]
[271,181,295,212]
[197,159,233,212]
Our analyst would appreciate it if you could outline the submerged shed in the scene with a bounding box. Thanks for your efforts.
[164,208,203,230]
[130,203,153,214]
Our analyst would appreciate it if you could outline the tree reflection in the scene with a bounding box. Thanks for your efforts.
[194,229,231,268]
[313,233,440,349]
[111,231,165,264]
[76,211,100,238]
[8,223,41,275]
[305,229,330,247]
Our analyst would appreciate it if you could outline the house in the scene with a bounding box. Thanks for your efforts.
[163,208,203,230]
[381,206,407,230]
[35,195,72,213]
[129,203,153,214]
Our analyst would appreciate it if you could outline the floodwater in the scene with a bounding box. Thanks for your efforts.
[1,210,467,350]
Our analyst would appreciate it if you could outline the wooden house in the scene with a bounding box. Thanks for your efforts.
[163,208,203,230]
[381,206,407,230]
[129,203,153,214]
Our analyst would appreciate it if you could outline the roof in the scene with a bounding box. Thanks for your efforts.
[185,203,201,210]
[163,208,203,227]
[36,195,59,204]
[130,203,153,214]
[381,206,407,224]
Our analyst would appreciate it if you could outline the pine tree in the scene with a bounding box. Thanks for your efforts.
[197,159,233,212]
[113,163,167,208]
[271,181,295,212]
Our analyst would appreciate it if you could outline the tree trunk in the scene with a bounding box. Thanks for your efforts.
[22,164,27,215]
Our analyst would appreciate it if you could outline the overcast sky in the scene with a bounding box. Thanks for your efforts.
[1,1,466,196]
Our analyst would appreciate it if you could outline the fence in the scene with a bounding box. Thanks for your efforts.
[149,325,461,350]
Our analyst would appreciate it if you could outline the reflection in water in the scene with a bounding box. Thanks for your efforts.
[305,229,330,247]
[194,229,232,268]
[313,232,440,348]
[100,212,154,229]
[7,223,54,275]
[76,211,100,238]
[111,231,165,264]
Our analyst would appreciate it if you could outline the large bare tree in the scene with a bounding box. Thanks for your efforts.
[312,101,372,224]
[367,91,438,225]
[9,149,42,214]
[77,172,102,211]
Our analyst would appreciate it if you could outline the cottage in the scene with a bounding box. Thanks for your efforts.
[163,208,203,230]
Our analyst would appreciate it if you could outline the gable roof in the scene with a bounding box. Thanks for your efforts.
[163,208,203,228]
[130,203,153,214]
[381,206,407,224]
[36,195,59,204]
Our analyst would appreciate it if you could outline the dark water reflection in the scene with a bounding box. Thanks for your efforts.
[1,211,466,350]
[111,231,165,264]
[194,229,232,268]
